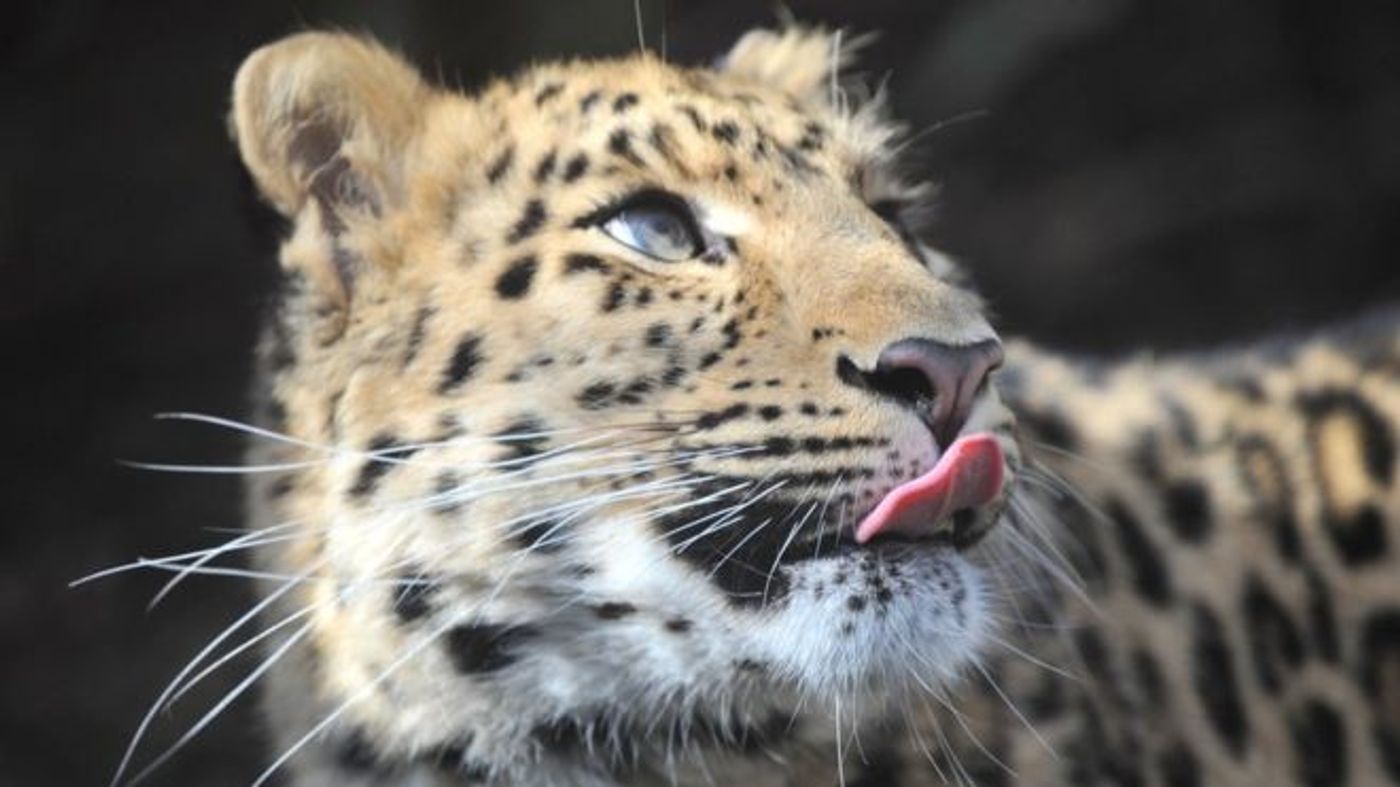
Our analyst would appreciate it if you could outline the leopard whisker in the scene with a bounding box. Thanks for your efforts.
[165,602,317,707]
[70,521,300,588]
[110,566,319,787]
[967,654,1056,761]
[761,498,823,604]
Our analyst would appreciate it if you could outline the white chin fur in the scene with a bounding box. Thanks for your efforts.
[744,546,987,699]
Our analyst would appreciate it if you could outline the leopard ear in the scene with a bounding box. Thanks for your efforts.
[232,31,428,218]
[232,32,431,318]
[719,25,863,107]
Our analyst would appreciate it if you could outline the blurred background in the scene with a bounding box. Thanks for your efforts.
[2,0,1398,784]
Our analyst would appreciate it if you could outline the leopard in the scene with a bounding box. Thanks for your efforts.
[150,23,1400,787]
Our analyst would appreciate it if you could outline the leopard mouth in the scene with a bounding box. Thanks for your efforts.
[854,432,1007,548]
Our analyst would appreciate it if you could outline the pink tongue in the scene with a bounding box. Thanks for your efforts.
[855,434,1005,544]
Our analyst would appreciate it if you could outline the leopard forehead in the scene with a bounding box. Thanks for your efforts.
[399,54,927,286]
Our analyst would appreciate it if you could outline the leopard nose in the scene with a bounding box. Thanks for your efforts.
[848,338,1004,445]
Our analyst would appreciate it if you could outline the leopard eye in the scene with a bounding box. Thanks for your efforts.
[600,191,704,262]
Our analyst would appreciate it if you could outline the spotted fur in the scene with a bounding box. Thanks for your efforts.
[210,26,1400,787]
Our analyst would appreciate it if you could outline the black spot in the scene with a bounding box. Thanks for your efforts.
[698,352,722,370]
[1290,699,1348,787]
[1055,497,1112,590]
[665,618,692,633]
[1131,649,1166,707]
[507,199,547,243]
[757,405,782,421]
[1157,743,1201,787]
[440,333,484,393]
[1163,479,1212,541]
[711,121,739,144]
[796,121,825,152]
[1360,610,1400,781]
[577,381,616,410]
[1242,574,1305,695]
[608,129,645,167]
[402,305,435,368]
[578,89,602,112]
[349,434,418,498]
[1325,504,1388,565]
[1073,627,1111,686]
[602,281,627,312]
[846,595,866,612]
[612,92,639,113]
[336,730,383,773]
[445,623,536,674]
[486,145,514,183]
[533,82,563,106]
[763,437,794,456]
[513,516,569,553]
[432,470,464,516]
[1018,407,1079,451]
[533,149,557,183]
[677,104,706,132]
[564,253,607,275]
[493,417,548,465]
[644,323,672,348]
[392,575,439,623]
[495,255,538,299]
[696,403,748,430]
[617,377,654,405]
[594,602,637,620]
[562,153,589,183]
[1305,568,1341,662]
[720,317,741,349]
[1191,603,1249,757]
[1108,498,1173,606]
[776,142,815,174]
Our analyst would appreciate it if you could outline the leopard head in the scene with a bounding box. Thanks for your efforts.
[233,26,1023,778]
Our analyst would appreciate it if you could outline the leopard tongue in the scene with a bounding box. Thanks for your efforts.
[854,434,1004,544]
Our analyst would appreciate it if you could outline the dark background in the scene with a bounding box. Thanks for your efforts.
[3,1,1398,784]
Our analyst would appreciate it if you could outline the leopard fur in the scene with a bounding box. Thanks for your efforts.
[210,26,1400,787]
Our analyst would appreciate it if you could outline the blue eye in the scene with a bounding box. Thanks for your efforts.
[599,192,704,262]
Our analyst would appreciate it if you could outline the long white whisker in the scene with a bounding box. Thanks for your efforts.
[110,565,317,787]
[126,619,317,786]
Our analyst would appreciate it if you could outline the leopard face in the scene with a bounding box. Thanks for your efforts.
[235,27,1023,773]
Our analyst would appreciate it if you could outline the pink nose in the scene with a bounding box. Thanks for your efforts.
[867,338,1004,445]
